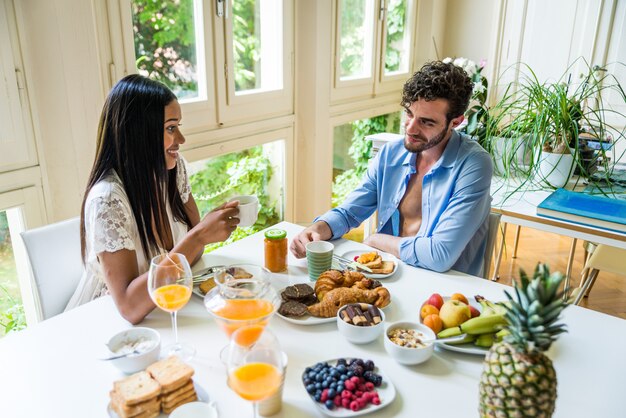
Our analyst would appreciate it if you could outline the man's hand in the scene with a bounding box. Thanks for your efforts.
[290,221,333,258]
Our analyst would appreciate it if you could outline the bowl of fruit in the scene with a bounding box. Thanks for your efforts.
[301,357,395,416]
[384,321,435,365]
[336,303,385,344]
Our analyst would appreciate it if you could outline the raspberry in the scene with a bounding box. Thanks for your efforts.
[365,382,375,391]
[357,398,367,408]
[372,395,381,405]
[350,400,360,411]
[334,395,341,406]
[350,376,361,384]
[355,390,363,397]
[344,380,356,391]
[354,256,359,261]
[341,398,351,408]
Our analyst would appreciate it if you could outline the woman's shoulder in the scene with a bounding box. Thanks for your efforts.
[86,171,130,210]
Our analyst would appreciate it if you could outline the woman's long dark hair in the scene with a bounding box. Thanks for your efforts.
[81,74,192,263]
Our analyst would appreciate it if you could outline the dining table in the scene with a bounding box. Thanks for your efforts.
[1,221,624,418]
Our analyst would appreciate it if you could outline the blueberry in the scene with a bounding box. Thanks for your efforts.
[329,382,337,389]
[315,374,324,383]
[315,362,323,369]
[347,371,354,378]
[303,378,312,385]
[305,367,312,374]
[337,358,347,366]
[327,388,336,398]
[322,381,329,389]
[337,384,344,393]
[325,400,335,410]
[315,382,322,390]
[306,384,316,394]
[337,365,347,373]
[314,393,322,402]
[340,374,347,381]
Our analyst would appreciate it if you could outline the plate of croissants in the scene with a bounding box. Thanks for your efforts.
[341,251,398,279]
[277,270,392,325]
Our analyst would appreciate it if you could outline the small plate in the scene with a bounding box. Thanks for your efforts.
[108,381,209,418]
[276,311,336,325]
[420,296,488,356]
[169,401,218,418]
[340,251,398,279]
[302,358,395,417]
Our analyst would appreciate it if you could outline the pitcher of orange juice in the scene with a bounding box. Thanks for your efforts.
[204,264,280,340]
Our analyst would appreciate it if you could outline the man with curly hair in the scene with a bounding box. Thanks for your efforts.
[291,61,493,277]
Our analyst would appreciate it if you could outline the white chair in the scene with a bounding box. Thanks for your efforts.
[20,217,83,320]
[572,244,626,305]
[483,212,502,279]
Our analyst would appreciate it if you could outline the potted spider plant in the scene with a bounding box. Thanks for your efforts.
[491,60,626,189]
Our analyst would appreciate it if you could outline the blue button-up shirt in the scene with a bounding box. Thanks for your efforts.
[317,131,493,277]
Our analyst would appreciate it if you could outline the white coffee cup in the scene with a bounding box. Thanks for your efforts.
[229,195,259,227]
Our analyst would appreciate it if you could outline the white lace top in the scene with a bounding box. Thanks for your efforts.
[65,157,192,310]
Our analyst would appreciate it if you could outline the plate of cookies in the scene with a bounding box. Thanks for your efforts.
[107,355,209,418]
[276,270,392,325]
[340,251,398,279]
[276,283,334,325]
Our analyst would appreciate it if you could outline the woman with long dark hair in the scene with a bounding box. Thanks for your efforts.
[66,75,239,323]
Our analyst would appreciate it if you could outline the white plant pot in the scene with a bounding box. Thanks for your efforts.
[491,136,532,176]
[537,151,575,188]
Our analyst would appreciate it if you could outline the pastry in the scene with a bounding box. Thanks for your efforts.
[307,286,390,318]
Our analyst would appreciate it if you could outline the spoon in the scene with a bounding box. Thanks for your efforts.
[101,349,141,361]
[423,334,470,345]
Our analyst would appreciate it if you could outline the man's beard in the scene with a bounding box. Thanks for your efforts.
[404,123,450,153]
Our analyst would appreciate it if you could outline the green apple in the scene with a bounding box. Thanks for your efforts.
[439,300,471,329]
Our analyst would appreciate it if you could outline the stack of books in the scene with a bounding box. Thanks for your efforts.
[536,189,626,233]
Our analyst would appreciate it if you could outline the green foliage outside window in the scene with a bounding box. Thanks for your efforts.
[189,146,281,253]
[0,210,25,337]
[339,0,368,78]
[132,0,198,99]
[385,0,407,73]
[332,114,401,207]
[232,0,260,91]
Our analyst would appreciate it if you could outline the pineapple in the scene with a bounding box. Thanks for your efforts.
[479,263,569,417]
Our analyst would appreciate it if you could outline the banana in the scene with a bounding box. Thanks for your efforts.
[459,314,507,335]
[495,328,510,341]
[437,326,463,338]
[474,295,507,316]
[475,333,495,348]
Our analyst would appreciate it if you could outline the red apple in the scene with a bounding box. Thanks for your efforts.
[427,293,444,310]
[469,305,480,318]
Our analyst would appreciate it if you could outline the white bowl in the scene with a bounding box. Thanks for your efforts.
[384,321,435,365]
[106,327,161,374]
[336,303,385,344]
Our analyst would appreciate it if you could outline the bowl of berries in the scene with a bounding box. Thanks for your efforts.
[301,357,395,416]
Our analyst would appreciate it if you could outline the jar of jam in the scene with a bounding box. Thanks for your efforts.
[264,229,288,273]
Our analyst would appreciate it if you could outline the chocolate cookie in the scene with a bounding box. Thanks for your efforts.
[282,283,314,300]
[278,300,308,317]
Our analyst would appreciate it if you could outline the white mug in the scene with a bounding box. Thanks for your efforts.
[229,195,259,227]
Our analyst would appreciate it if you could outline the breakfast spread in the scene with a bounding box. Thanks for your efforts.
[307,270,391,318]
[355,251,395,275]
[339,303,383,326]
[109,356,197,417]
[302,358,384,412]
[387,328,429,348]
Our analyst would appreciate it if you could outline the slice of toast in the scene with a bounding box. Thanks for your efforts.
[357,252,383,269]
[370,261,395,275]
[112,371,161,406]
[162,392,198,414]
[160,379,194,401]
[109,392,160,418]
[146,356,194,393]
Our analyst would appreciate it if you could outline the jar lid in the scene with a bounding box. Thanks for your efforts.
[265,229,287,240]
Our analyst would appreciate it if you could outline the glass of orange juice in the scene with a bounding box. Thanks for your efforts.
[224,327,286,418]
[148,253,195,360]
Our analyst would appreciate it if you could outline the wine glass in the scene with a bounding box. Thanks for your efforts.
[147,252,195,360]
[224,327,286,418]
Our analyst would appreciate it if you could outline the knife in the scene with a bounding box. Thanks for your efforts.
[191,265,225,281]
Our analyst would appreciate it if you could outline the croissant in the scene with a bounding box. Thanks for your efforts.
[315,270,366,301]
[307,287,378,318]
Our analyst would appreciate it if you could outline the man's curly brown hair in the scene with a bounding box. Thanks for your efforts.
[401,61,473,122]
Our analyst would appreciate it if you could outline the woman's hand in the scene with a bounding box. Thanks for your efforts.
[194,201,240,244]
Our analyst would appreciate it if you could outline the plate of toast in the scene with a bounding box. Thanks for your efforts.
[340,251,398,279]
[108,356,209,418]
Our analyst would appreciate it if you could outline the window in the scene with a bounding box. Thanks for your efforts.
[114,0,293,131]
[187,137,288,250]
[0,209,25,337]
[332,0,417,102]
[332,112,401,207]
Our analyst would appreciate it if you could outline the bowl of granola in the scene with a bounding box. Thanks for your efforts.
[383,321,435,365]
